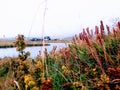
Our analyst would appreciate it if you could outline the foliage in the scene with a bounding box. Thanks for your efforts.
[0,21,120,90]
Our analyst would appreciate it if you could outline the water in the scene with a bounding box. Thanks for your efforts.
[0,43,68,58]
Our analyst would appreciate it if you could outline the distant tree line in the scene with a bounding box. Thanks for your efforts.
[30,36,51,41]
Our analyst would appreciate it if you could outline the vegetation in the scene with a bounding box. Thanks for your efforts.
[0,21,120,90]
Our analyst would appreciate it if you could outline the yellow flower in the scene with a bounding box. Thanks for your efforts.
[32,86,39,90]
[62,65,67,70]
[100,74,110,83]
[28,81,36,86]
[24,75,37,89]
[62,65,71,74]
[24,75,33,84]
[35,61,43,69]
[93,68,96,72]
[73,81,81,87]
[73,82,87,90]
[24,75,30,84]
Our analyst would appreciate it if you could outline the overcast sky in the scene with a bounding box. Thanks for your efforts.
[0,0,120,38]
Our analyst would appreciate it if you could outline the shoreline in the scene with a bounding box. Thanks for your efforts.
[0,43,50,48]
[0,40,71,48]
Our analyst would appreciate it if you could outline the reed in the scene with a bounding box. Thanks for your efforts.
[0,21,120,89]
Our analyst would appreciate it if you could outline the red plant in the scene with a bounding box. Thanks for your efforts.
[41,78,52,90]
[95,26,99,35]
[113,28,116,37]
[106,25,111,35]
[100,20,105,38]
[96,34,103,45]
[118,22,120,29]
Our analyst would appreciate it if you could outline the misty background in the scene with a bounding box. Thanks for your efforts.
[0,0,120,39]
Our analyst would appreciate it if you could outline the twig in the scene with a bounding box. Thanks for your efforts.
[14,80,20,90]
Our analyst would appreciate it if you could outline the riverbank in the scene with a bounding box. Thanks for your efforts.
[0,40,71,48]
[0,40,50,48]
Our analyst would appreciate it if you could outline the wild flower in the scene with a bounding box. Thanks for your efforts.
[24,74,36,89]
[95,26,99,35]
[73,81,87,90]
[118,22,120,29]
[100,20,105,38]
[106,25,111,35]
[73,81,81,88]
[24,75,32,84]
[113,28,117,37]
[31,86,39,90]
[28,81,36,88]
[1,20,120,89]
[62,65,70,74]
[35,61,43,70]
[100,74,110,83]
[86,27,90,36]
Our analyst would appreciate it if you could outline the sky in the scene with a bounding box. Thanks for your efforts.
[0,0,120,39]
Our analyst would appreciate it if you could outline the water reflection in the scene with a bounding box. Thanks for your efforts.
[0,43,68,58]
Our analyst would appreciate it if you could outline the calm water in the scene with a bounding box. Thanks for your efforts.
[0,43,68,58]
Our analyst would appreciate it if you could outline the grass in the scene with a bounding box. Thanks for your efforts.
[0,21,120,90]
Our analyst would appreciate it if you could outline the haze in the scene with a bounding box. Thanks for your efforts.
[0,0,120,39]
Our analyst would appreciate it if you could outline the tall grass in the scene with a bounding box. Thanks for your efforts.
[0,21,120,90]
